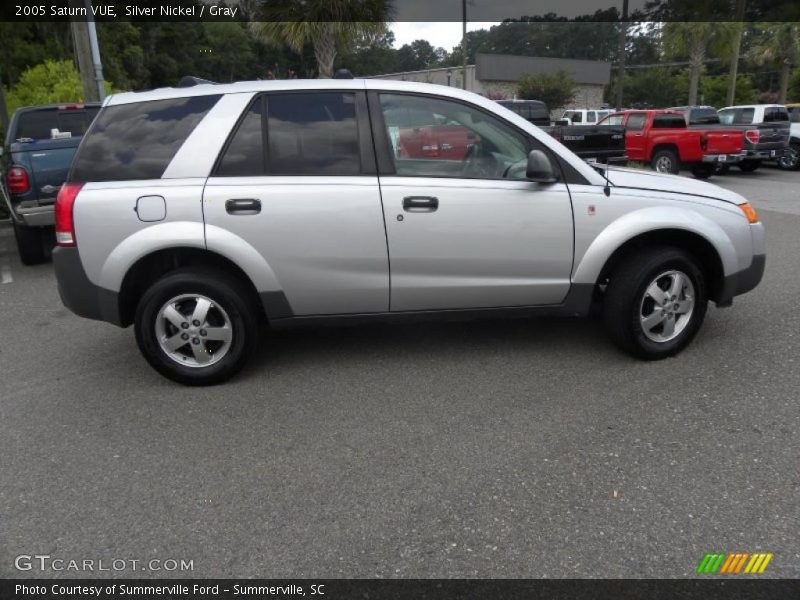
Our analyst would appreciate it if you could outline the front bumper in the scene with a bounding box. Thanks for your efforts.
[53,246,123,326]
[716,254,766,307]
[702,152,747,164]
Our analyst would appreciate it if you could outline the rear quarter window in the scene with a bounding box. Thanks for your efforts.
[70,95,221,182]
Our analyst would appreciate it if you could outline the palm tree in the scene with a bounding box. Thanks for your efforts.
[749,23,800,103]
[250,0,393,79]
[662,23,725,105]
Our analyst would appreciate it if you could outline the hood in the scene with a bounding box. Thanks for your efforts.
[603,166,746,205]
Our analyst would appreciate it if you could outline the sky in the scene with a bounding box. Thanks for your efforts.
[389,22,498,52]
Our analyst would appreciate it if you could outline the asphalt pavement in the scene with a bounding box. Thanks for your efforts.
[1,167,798,578]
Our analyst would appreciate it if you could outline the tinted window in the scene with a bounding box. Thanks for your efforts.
[14,107,100,141]
[764,107,789,122]
[718,107,755,125]
[587,111,596,122]
[379,93,537,180]
[601,114,623,126]
[216,99,264,176]
[71,95,220,182]
[653,114,686,129]
[267,92,360,175]
[566,111,583,123]
[689,108,719,124]
[789,107,800,123]
[626,113,646,130]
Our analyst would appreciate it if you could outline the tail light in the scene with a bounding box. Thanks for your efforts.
[6,166,30,194]
[745,129,760,144]
[55,183,84,246]
[700,134,709,151]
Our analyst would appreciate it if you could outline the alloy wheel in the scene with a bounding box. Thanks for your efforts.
[639,270,695,343]
[155,294,233,367]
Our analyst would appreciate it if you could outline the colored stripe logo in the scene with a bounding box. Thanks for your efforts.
[697,552,773,574]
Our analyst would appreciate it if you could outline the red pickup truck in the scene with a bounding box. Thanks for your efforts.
[599,110,746,178]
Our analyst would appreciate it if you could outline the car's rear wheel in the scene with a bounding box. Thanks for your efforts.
[738,160,760,172]
[603,247,708,359]
[690,164,713,179]
[777,144,799,171]
[134,269,260,385]
[12,221,48,265]
[651,148,680,174]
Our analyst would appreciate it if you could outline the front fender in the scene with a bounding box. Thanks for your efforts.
[572,206,740,285]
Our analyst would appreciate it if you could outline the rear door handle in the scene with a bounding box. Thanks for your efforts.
[403,196,439,212]
[225,198,261,215]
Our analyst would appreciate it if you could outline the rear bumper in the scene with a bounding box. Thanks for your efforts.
[17,204,55,227]
[701,152,747,163]
[744,147,788,160]
[53,246,123,326]
[716,254,766,307]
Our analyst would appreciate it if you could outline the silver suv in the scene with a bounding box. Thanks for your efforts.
[53,79,766,385]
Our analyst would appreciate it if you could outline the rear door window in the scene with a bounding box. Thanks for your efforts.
[266,92,360,175]
[70,95,221,182]
[215,99,264,176]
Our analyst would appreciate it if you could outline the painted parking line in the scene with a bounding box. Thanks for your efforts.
[0,236,12,284]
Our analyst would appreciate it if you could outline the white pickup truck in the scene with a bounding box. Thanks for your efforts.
[561,108,614,126]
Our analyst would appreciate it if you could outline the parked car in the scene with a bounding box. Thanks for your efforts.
[53,79,765,384]
[716,104,791,172]
[494,100,626,162]
[1,103,100,264]
[561,109,614,125]
[496,99,550,126]
[600,110,746,178]
[780,103,800,170]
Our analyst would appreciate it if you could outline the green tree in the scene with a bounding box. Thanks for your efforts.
[4,60,113,113]
[788,68,800,102]
[517,70,576,110]
[662,23,726,105]
[700,73,757,106]
[251,0,392,78]
[749,23,800,103]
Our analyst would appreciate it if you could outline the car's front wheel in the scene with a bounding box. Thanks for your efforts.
[134,269,260,385]
[603,247,708,359]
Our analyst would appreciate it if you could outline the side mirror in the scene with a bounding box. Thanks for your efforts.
[526,149,558,183]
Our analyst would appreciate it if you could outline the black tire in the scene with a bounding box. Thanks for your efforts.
[12,220,47,265]
[602,247,708,360]
[714,164,730,175]
[777,144,800,171]
[134,268,260,385]
[690,164,713,179]
[650,148,680,174]
[738,160,760,172]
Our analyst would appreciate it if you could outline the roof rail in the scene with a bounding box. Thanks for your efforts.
[177,76,217,88]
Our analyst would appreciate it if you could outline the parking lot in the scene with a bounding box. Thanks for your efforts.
[1,167,798,578]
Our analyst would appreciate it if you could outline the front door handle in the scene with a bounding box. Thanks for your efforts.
[225,198,261,215]
[403,196,439,212]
